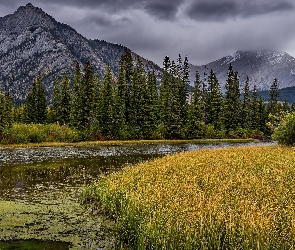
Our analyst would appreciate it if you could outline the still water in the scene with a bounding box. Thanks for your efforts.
[0,141,273,249]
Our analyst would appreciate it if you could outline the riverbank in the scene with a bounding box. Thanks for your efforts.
[82,145,295,249]
[0,138,256,148]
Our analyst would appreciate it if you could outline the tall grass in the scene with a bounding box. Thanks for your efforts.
[82,146,295,249]
[0,123,80,144]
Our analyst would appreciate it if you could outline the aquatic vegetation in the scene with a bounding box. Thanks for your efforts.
[82,145,295,249]
[0,199,115,250]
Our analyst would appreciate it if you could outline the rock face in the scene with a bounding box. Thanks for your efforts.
[189,50,295,91]
[0,3,160,103]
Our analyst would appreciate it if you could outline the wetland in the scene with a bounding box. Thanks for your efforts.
[0,140,273,249]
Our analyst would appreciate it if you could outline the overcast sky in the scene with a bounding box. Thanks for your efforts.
[1,0,295,66]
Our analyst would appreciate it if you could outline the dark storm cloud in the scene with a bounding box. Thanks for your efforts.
[1,0,295,66]
[144,0,183,20]
[186,1,238,21]
[0,0,185,20]
[186,0,294,21]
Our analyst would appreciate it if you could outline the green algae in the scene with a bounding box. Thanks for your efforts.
[0,199,115,249]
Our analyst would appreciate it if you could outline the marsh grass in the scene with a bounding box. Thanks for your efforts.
[0,138,255,148]
[82,146,295,249]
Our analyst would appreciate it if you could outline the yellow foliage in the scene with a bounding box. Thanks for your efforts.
[83,146,295,249]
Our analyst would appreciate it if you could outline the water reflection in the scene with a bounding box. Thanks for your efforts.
[0,141,274,201]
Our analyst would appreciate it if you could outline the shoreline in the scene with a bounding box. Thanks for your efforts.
[0,138,257,149]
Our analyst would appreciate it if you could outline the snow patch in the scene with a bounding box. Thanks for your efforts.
[223,52,241,64]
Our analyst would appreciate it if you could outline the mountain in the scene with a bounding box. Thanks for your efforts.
[257,86,295,104]
[0,3,161,103]
[189,50,295,91]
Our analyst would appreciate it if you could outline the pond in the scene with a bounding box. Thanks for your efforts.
[0,141,274,249]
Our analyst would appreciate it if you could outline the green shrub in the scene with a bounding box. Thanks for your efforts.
[2,123,81,144]
[272,112,295,146]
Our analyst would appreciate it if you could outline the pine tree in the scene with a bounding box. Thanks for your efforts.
[112,57,128,138]
[0,90,12,133]
[268,78,280,115]
[59,73,71,125]
[242,76,252,129]
[70,62,82,128]
[187,70,205,138]
[224,64,242,132]
[205,69,224,130]
[51,78,61,123]
[250,85,260,130]
[179,55,189,135]
[159,56,172,138]
[97,65,114,138]
[121,48,134,125]
[25,74,47,124]
[79,61,95,130]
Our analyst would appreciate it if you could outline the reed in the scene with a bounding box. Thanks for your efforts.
[82,146,295,249]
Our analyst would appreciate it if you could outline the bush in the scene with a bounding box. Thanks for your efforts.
[1,123,81,144]
[272,112,295,146]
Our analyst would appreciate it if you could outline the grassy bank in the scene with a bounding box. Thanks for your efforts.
[82,146,295,249]
[0,138,255,148]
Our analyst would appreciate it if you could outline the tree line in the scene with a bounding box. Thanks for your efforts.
[0,49,290,140]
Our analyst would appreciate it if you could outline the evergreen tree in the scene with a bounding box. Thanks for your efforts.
[205,69,224,130]
[113,57,128,138]
[79,61,95,130]
[140,69,159,139]
[159,56,172,138]
[0,91,13,133]
[268,78,280,115]
[59,73,71,125]
[25,74,47,124]
[70,62,82,128]
[187,70,205,138]
[97,65,114,138]
[51,78,61,123]
[224,64,242,132]
[242,76,252,129]
[121,48,134,125]
[250,85,260,130]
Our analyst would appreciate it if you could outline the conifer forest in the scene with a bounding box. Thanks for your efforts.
[0,49,289,143]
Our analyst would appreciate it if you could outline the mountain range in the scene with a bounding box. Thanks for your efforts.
[189,50,295,91]
[0,3,161,103]
[1,3,295,103]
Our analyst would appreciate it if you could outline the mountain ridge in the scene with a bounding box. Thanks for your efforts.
[189,50,295,91]
[0,3,161,103]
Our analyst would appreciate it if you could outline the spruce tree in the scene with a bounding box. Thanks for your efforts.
[205,69,224,130]
[143,70,159,138]
[242,76,252,129]
[113,57,128,138]
[70,62,82,128]
[79,61,94,130]
[51,78,61,123]
[159,56,172,138]
[224,64,242,132]
[187,70,205,138]
[121,48,134,125]
[25,74,47,124]
[250,85,260,130]
[0,91,12,133]
[97,65,114,138]
[59,73,71,125]
[268,78,280,115]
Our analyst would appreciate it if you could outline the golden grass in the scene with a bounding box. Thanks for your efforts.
[82,145,295,249]
[0,138,255,148]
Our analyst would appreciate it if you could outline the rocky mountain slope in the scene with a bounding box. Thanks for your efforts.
[189,50,295,91]
[0,3,160,103]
